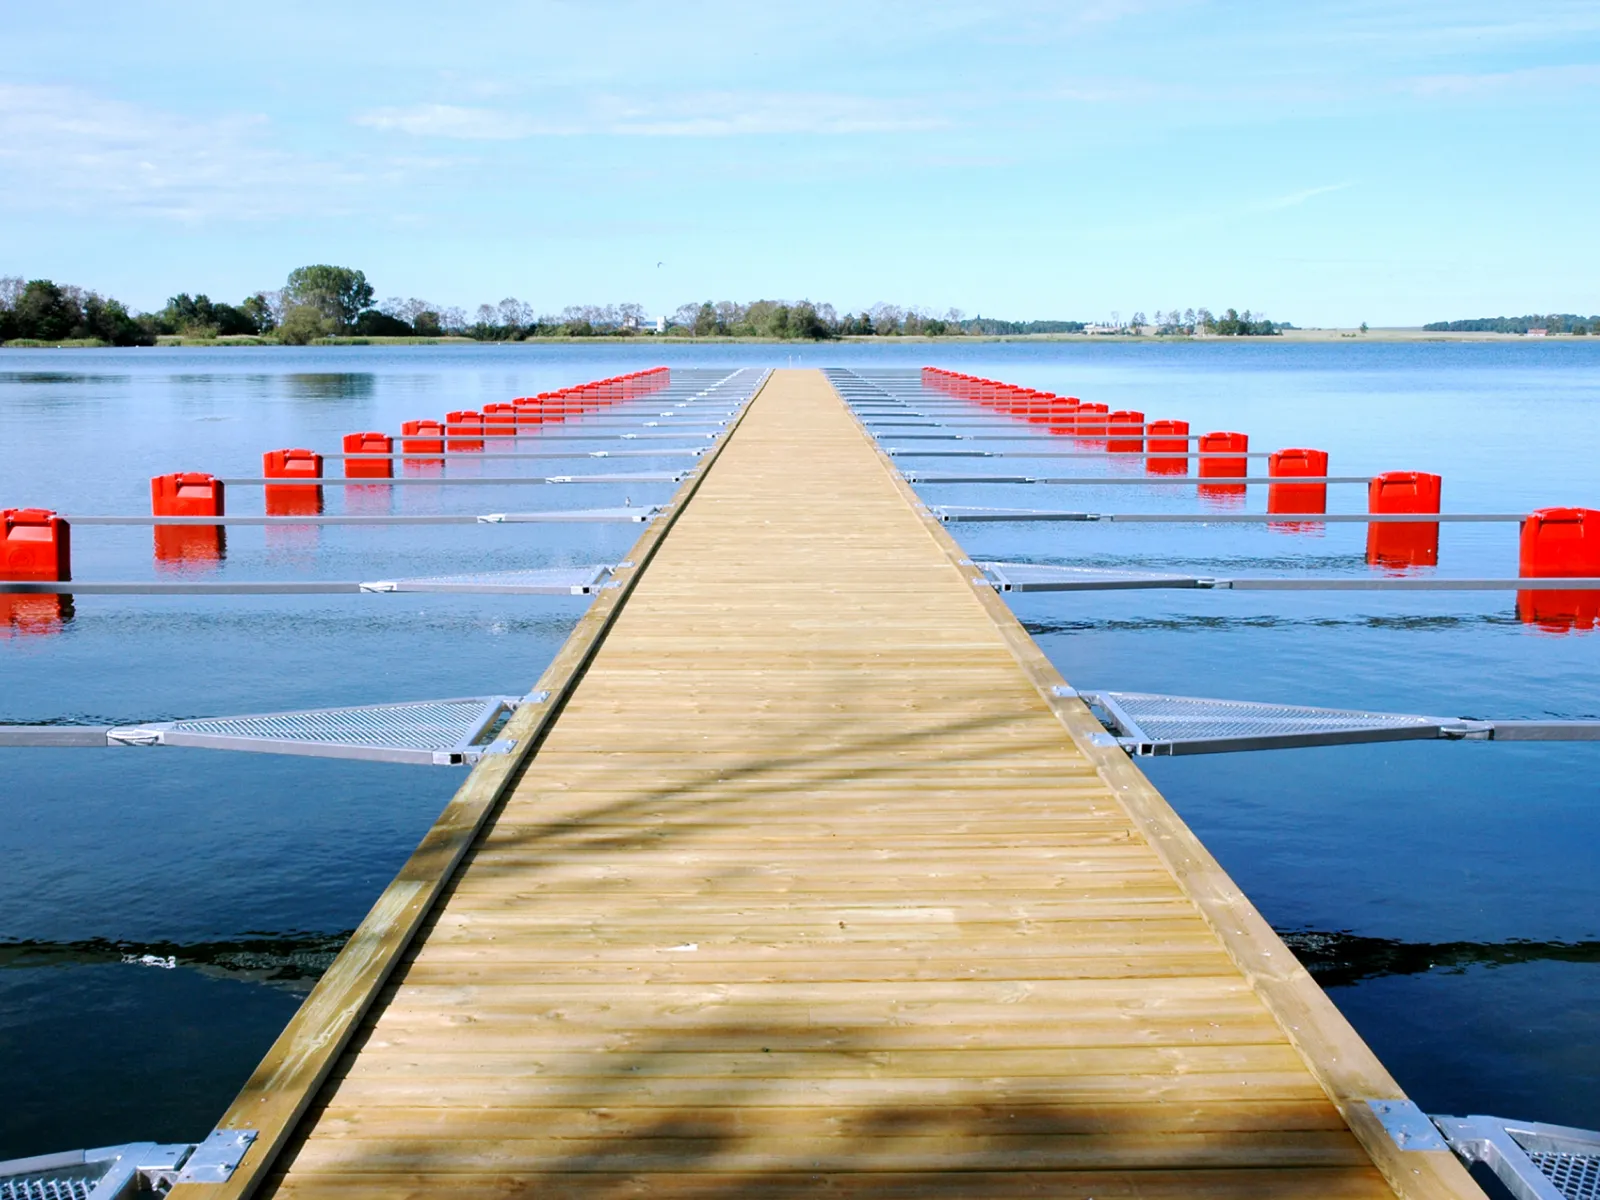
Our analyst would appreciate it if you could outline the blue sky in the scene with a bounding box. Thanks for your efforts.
[2,0,1596,325]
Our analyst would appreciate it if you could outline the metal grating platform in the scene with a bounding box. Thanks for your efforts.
[1436,1115,1600,1200]
[1530,1152,1600,1200]
[112,696,527,765]
[1078,690,1475,755]
[0,1168,99,1199]
[0,696,543,765]
[1069,690,1600,755]
[0,1143,192,1200]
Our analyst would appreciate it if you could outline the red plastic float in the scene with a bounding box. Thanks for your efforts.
[445,410,485,452]
[401,420,445,456]
[263,448,324,517]
[152,472,225,517]
[2,508,71,580]
[151,473,225,565]
[1267,448,1329,521]
[1107,411,1145,454]
[1,509,72,638]
[1197,432,1249,501]
[482,404,518,436]
[342,433,394,479]
[1145,420,1189,475]
[1518,507,1600,630]
[1075,403,1110,442]
[1366,471,1441,568]
[1198,432,1248,478]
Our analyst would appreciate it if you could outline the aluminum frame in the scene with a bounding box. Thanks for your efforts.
[0,693,552,766]
[1434,1114,1600,1200]
[0,1142,191,1199]
[972,560,1600,593]
[1065,689,1600,756]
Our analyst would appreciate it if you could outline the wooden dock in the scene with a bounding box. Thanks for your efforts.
[175,369,1483,1199]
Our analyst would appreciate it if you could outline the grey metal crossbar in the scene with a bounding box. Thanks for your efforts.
[325,447,706,460]
[906,473,1369,485]
[936,506,1520,523]
[60,506,661,526]
[974,562,1600,592]
[0,564,617,597]
[219,472,685,486]
[886,447,1289,458]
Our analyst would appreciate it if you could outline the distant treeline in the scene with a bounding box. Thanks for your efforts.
[1424,314,1598,334]
[0,278,155,346]
[1,263,1285,346]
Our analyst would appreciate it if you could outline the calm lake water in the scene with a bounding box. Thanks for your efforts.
[2,340,1597,1160]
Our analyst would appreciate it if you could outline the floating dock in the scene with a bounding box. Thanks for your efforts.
[174,369,1483,1199]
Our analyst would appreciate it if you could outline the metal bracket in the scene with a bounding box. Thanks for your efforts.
[463,737,517,763]
[1369,1100,1448,1151]
[1050,685,1079,699]
[106,727,166,747]
[173,1128,257,1184]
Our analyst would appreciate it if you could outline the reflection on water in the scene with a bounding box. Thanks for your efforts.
[0,372,131,385]
[0,932,349,995]
[0,594,73,637]
[283,372,375,400]
[1284,928,1600,989]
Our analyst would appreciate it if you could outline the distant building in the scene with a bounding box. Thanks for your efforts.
[656,316,666,334]
[1527,327,1549,337]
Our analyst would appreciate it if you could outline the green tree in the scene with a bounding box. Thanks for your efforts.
[692,302,719,337]
[354,310,414,337]
[241,293,276,332]
[789,302,832,340]
[14,280,79,341]
[284,265,374,331]
[276,304,333,345]
[81,295,153,346]
[160,293,262,337]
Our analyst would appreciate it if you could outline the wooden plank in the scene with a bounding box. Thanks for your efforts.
[184,369,1480,1199]
[857,387,1484,1198]
[267,1168,1397,1200]
[166,373,770,1200]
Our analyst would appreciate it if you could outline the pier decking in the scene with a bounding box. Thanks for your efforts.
[175,369,1482,1199]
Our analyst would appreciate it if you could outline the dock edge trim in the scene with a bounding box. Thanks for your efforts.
[168,371,771,1200]
[845,377,1486,1200]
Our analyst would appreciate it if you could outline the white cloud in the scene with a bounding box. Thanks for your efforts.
[355,104,557,140]
[0,83,419,221]
[354,92,949,140]
[1406,63,1600,98]
[1252,182,1354,212]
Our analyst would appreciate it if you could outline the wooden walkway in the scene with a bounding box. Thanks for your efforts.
[176,370,1481,1199]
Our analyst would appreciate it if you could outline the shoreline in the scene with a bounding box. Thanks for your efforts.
[0,328,1589,350]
